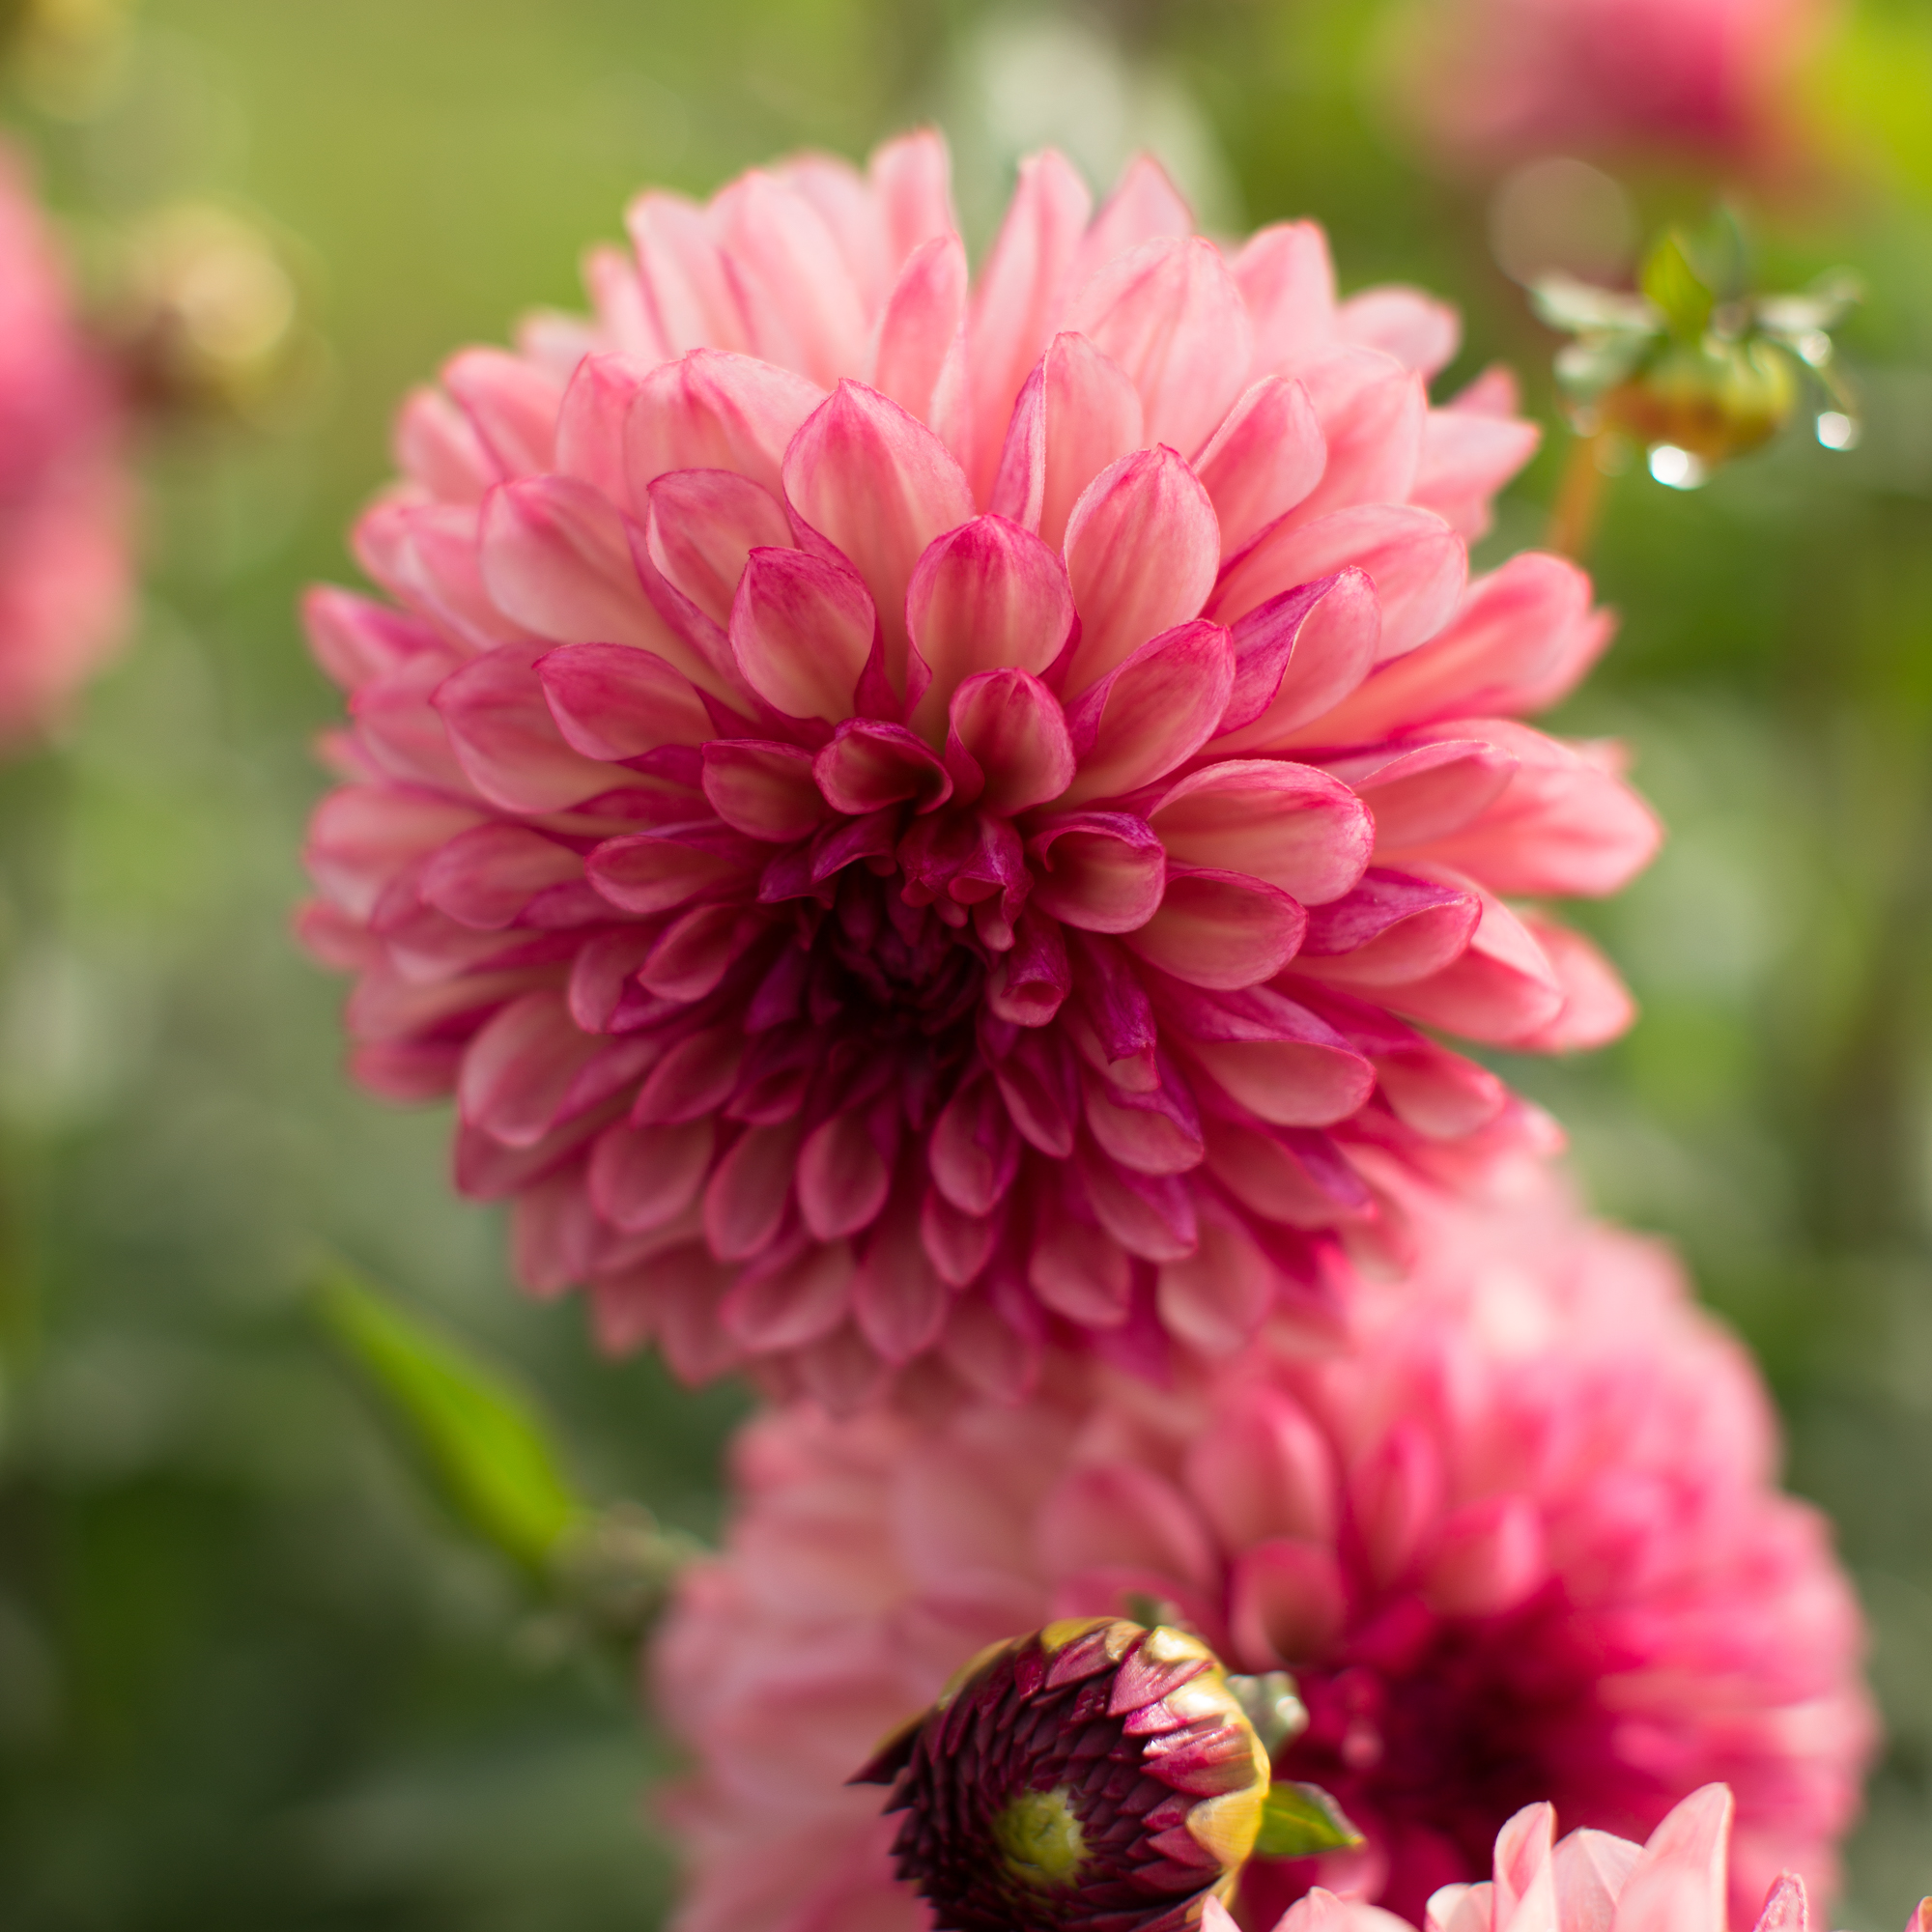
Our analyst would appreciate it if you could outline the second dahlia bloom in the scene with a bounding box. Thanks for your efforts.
[0,140,132,743]
[651,1166,1873,1932]
[302,131,1660,1402]
[1383,0,1836,178]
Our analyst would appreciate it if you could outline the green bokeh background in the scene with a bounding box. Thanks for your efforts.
[3,1,1932,1924]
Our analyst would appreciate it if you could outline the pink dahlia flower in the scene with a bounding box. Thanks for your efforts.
[302,131,1661,1404]
[1222,1786,1918,1932]
[0,141,132,743]
[1384,0,1835,177]
[651,1166,1873,1932]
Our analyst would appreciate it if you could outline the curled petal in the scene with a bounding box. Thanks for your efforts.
[435,642,636,813]
[646,469,792,628]
[815,719,952,815]
[1194,376,1326,558]
[1028,812,1167,933]
[947,668,1075,816]
[729,544,877,723]
[625,347,824,498]
[869,233,968,425]
[1063,620,1236,806]
[1216,570,1382,753]
[1124,868,1308,992]
[537,641,713,763]
[1150,760,1373,908]
[700,740,831,841]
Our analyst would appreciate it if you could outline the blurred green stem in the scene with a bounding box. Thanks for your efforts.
[1548,429,1611,564]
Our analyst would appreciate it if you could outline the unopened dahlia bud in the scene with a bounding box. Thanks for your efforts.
[855,1618,1278,1932]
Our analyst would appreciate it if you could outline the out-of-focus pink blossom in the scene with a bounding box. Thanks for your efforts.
[1384,0,1836,177]
[0,141,132,743]
[651,1165,1873,1932]
[1231,1787,1923,1932]
[301,130,1660,1404]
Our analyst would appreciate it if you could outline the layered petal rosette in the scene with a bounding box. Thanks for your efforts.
[0,140,132,743]
[302,131,1660,1402]
[651,1166,1873,1932]
[1236,1786,1924,1932]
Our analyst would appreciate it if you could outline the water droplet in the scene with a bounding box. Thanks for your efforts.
[1816,411,1859,451]
[1647,444,1707,489]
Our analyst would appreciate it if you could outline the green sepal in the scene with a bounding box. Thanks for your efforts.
[314,1262,584,1572]
[1253,1780,1365,1859]
[1640,231,1716,342]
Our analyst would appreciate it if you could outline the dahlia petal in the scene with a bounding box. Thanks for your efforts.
[1125,869,1307,992]
[921,1189,1001,1288]
[308,785,487,921]
[1228,1539,1349,1667]
[1035,1463,1217,1591]
[1016,331,1149,551]
[454,1106,605,1201]
[1616,1788,1733,1932]
[775,150,890,309]
[986,908,1073,1026]
[625,348,825,498]
[729,543,878,723]
[1310,552,1605,744]
[585,828,753,917]
[1078,1146,1198,1260]
[1413,407,1543,540]
[1296,869,1483,987]
[1508,919,1636,1053]
[583,244,666,362]
[930,1075,1021,1214]
[1065,237,1252,460]
[1751,1875,1809,1932]
[587,1117,715,1232]
[946,668,1076,815]
[459,990,602,1148]
[1200,1115,1372,1230]
[1382,887,1565,1044]
[854,1201,949,1363]
[633,1027,743,1125]
[305,586,440,693]
[966,149,1094,497]
[567,925,659,1032]
[624,188,754,357]
[1353,1420,1443,1586]
[442,346,561,479]
[798,1109,895,1239]
[434,642,635,813]
[1334,286,1461,377]
[1339,737,1519,849]
[993,1028,1080,1156]
[1424,1494,1546,1617]
[512,1170,600,1294]
[702,1120,802,1259]
[1184,1385,1337,1548]
[869,234,968,426]
[1156,1206,1279,1356]
[1188,1016,1378,1127]
[1028,811,1167,933]
[1215,570,1383,753]
[1211,503,1466,664]
[1372,1035,1508,1139]
[395,385,494,503]
[1194,376,1326,558]
[700,740,831,840]
[1283,348,1426,527]
[815,719,952,814]
[420,823,582,930]
[554,352,650,512]
[1150,760,1372,908]
[708,170,870,386]
[1081,1065,1205,1177]
[536,640,713,762]
[718,1240,855,1351]
[645,469,793,628]
[905,514,1073,735]
[1233,221,1338,376]
[1073,154,1195,283]
[356,500,532,651]
[640,903,763,1001]
[870,129,957,270]
[781,381,974,696]
[1063,447,1220,691]
[1062,620,1236,805]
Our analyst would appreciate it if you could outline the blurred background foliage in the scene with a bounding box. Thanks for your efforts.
[2,0,1932,1925]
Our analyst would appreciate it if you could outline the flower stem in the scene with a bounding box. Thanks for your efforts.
[1548,429,1613,563]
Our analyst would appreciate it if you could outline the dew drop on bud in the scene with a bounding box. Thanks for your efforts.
[1647,444,1708,490]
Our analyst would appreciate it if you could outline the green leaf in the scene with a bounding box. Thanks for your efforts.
[1254,1780,1366,1859]
[314,1263,584,1571]
[1529,272,1659,338]
[1640,231,1716,341]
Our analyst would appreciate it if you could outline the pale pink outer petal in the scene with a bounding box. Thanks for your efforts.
[867,233,968,427]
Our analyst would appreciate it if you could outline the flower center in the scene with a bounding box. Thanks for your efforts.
[992,1785,1087,1889]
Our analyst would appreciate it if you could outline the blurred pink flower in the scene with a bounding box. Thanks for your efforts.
[0,141,132,744]
[301,131,1661,1404]
[1228,1786,1920,1932]
[1385,0,1835,176]
[651,1164,1873,1932]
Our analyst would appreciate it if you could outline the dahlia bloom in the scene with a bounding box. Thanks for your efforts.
[1230,1787,1920,1932]
[650,1167,1873,1932]
[302,130,1660,1403]
[855,1616,1273,1932]
[0,140,132,743]
[1383,0,1835,177]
